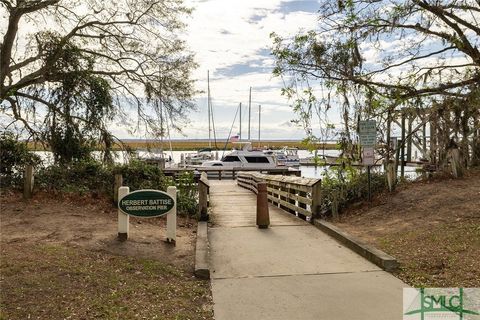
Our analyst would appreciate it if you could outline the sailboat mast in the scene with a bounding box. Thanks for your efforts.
[248,87,251,140]
[239,102,242,140]
[207,70,211,148]
[159,71,163,156]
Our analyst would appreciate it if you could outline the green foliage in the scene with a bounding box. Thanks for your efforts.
[35,159,112,195]
[173,171,198,216]
[0,132,41,188]
[319,165,386,217]
[34,159,198,216]
[113,160,170,191]
[39,32,114,165]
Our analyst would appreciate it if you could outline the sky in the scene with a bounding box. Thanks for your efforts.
[158,0,324,140]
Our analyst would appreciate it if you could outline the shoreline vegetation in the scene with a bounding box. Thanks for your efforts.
[26,140,339,152]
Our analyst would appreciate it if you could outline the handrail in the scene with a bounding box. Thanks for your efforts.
[164,167,301,180]
[237,172,321,220]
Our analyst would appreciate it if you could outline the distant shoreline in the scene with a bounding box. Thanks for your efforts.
[27,139,338,151]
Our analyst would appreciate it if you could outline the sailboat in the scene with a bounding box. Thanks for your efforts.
[136,73,175,168]
[184,71,217,166]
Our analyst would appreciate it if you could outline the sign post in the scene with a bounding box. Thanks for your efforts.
[359,120,377,201]
[117,187,177,244]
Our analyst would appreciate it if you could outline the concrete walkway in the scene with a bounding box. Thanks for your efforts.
[208,181,407,320]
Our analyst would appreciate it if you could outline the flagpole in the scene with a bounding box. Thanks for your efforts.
[207,70,211,148]
[258,104,261,148]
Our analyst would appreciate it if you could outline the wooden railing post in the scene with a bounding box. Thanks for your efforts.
[310,180,321,222]
[198,172,210,221]
[256,182,270,228]
[23,165,34,200]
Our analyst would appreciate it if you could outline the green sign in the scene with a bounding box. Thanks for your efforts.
[119,190,174,217]
[359,120,376,147]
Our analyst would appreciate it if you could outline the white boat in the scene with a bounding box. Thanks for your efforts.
[273,147,300,167]
[184,148,216,166]
[136,149,174,168]
[202,142,276,168]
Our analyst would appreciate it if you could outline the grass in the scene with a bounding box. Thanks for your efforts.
[378,220,480,287]
[0,243,213,320]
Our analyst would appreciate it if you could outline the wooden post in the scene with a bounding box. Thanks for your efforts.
[430,118,437,163]
[450,148,463,178]
[114,174,123,205]
[401,112,406,179]
[386,110,392,167]
[406,113,413,162]
[386,161,396,192]
[422,123,427,158]
[256,182,270,229]
[198,173,209,221]
[279,182,288,213]
[117,186,130,241]
[23,165,34,200]
[331,191,339,220]
[310,181,322,223]
[288,187,296,215]
[166,186,177,244]
[218,170,222,180]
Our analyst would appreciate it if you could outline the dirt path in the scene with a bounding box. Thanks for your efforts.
[334,169,480,287]
[0,191,213,320]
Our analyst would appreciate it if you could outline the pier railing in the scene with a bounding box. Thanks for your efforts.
[237,172,321,220]
[164,167,301,180]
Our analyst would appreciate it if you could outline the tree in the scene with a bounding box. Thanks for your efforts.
[271,0,480,166]
[0,0,197,158]
[272,1,479,99]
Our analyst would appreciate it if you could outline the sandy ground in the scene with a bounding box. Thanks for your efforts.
[0,191,213,320]
[1,191,196,268]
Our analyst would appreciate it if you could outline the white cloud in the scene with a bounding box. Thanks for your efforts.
[171,0,324,139]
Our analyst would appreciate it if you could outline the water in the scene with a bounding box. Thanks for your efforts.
[33,149,419,180]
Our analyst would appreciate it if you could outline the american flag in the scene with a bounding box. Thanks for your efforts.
[230,135,239,142]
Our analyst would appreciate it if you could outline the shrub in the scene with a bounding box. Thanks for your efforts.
[319,165,387,217]
[35,159,112,195]
[35,159,198,215]
[0,132,41,188]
